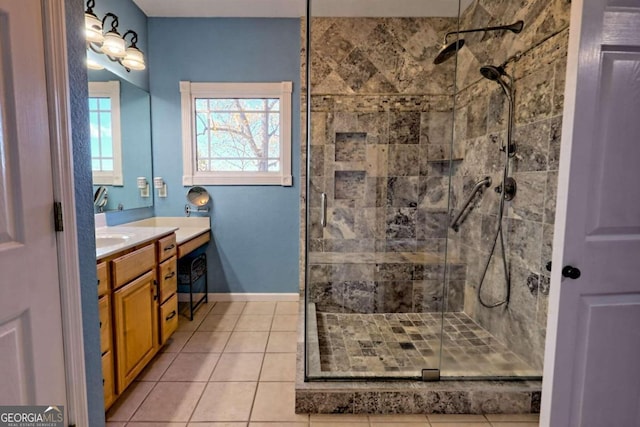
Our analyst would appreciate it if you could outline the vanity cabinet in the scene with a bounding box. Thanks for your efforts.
[97,232,179,410]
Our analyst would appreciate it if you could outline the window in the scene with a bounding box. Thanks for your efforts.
[180,81,293,186]
[88,81,123,186]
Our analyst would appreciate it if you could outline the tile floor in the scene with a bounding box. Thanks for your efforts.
[316,312,539,378]
[106,299,540,427]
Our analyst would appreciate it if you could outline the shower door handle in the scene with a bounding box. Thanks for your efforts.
[321,193,327,227]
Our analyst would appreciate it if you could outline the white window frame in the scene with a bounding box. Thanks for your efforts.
[88,80,123,186]
[180,81,293,186]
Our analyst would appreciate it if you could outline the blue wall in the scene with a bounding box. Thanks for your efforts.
[148,18,301,293]
[65,0,104,425]
[88,0,149,90]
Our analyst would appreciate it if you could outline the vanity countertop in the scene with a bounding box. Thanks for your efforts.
[124,217,210,244]
[95,217,211,260]
[95,225,178,260]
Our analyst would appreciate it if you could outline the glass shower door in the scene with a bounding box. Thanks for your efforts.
[304,110,447,379]
[303,0,465,379]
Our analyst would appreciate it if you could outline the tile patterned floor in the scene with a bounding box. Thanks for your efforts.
[106,299,539,426]
[317,312,540,378]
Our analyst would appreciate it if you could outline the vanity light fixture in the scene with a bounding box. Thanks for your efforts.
[84,0,146,72]
[137,177,150,198]
[154,177,167,198]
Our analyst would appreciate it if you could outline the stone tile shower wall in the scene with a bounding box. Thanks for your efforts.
[448,0,571,370]
[302,17,467,314]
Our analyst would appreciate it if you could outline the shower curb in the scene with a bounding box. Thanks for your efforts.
[295,342,541,414]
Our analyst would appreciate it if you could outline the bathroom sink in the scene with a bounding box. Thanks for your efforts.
[95,233,131,248]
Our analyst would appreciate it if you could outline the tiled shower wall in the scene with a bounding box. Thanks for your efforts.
[448,0,571,370]
[302,17,466,313]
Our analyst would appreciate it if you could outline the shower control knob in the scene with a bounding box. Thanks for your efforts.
[562,265,581,279]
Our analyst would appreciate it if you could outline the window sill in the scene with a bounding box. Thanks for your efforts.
[183,174,292,187]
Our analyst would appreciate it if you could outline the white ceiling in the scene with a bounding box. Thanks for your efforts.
[132,0,473,18]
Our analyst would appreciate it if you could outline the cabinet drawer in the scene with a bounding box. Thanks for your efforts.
[112,244,155,289]
[178,232,210,258]
[97,262,109,297]
[158,256,177,303]
[98,295,111,354]
[157,234,177,263]
[159,293,179,346]
[102,350,115,410]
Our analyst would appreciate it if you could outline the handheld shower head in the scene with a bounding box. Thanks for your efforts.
[480,65,513,100]
[479,65,506,81]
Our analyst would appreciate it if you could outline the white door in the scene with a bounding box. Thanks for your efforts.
[0,0,68,411]
[541,0,640,426]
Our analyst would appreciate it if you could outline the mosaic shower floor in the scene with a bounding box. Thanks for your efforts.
[316,311,541,378]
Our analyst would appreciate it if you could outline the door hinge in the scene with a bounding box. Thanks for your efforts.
[54,201,64,232]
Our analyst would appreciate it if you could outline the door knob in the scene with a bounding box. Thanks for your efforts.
[562,265,581,279]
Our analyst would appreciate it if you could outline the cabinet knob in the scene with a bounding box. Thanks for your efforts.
[562,265,581,279]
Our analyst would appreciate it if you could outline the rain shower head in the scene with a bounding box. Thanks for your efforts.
[434,39,465,65]
[433,20,524,65]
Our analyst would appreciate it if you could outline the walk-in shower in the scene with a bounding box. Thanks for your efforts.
[303,0,568,388]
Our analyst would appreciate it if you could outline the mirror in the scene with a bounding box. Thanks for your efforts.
[185,186,211,217]
[187,186,210,207]
[94,186,109,212]
[88,69,152,212]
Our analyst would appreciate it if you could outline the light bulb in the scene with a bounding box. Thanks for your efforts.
[84,12,104,44]
[102,31,126,58]
[121,46,146,71]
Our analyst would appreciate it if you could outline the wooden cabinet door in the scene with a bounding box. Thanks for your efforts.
[101,350,115,410]
[113,270,158,393]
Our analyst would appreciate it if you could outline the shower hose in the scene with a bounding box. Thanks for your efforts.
[477,85,514,308]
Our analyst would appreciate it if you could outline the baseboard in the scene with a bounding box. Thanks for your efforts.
[177,293,299,302]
